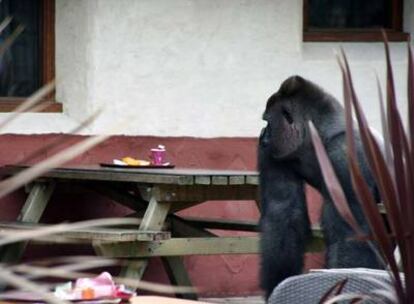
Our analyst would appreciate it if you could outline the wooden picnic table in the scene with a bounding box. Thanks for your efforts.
[0,165,264,299]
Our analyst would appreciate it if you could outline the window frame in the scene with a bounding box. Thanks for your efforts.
[0,0,61,113]
[303,0,409,42]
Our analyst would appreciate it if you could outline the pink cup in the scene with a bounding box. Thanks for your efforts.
[150,148,165,165]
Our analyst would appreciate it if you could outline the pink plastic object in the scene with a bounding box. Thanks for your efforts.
[54,271,136,300]
[75,272,116,299]
[150,145,166,165]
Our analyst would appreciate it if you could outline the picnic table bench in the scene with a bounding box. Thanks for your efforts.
[0,165,325,299]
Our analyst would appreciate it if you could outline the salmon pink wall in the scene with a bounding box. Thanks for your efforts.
[0,134,323,297]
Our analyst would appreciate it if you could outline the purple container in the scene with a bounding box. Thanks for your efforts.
[150,148,165,165]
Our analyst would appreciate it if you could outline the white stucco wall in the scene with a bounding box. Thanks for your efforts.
[2,0,414,136]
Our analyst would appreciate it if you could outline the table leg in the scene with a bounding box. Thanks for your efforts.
[95,186,172,287]
[94,187,197,297]
[0,181,55,264]
[138,189,171,231]
[118,259,148,280]
[0,181,55,291]
[136,194,198,298]
[162,256,197,300]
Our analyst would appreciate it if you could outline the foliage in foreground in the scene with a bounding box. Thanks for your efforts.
[310,33,414,303]
[0,17,194,303]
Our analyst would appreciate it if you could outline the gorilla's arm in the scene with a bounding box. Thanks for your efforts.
[320,133,382,269]
[259,148,311,299]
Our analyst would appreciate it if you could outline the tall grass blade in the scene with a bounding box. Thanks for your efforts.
[0,135,108,198]
[11,265,196,294]
[339,49,406,302]
[376,74,393,171]
[0,111,133,199]
[0,24,24,58]
[309,122,363,235]
[408,45,414,153]
[18,109,102,164]
[11,257,117,281]
[348,159,402,290]
[0,218,140,246]
[340,50,407,262]
[0,82,55,131]
[382,31,406,213]
[0,17,12,35]
[0,269,69,304]
[382,32,414,301]
[406,44,414,301]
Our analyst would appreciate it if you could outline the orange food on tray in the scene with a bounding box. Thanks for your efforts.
[121,157,150,166]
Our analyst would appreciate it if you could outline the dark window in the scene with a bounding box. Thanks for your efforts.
[303,0,409,42]
[309,0,391,29]
[0,0,60,112]
[0,0,40,96]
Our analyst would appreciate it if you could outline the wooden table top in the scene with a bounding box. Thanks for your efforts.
[0,165,259,185]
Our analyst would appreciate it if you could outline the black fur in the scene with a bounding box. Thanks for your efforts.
[259,76,382,300]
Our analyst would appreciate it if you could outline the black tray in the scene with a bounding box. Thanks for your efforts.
[100,163,175,169]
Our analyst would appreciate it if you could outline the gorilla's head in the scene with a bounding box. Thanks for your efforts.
[261,75,343,160]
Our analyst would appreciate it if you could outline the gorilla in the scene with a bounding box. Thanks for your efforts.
[258,75,383,299]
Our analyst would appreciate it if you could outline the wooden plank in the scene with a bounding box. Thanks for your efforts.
[70,229,170,242]
[79,168,257,176]
[229,176,245,185]
[95,186,172,286]
[18,182,55,222]
[41,0,55,95]
[98,236,261,257]
[211,176,228,185]
[156,185,258,202]
[65,170,194,185]
[99,168,257,176]
[245,176,259,185]
[0,182,55,266]
[139,190,171,231]
[0,100,62,113]
[0,223,170,242]
[98,233,326,257]
[180,217,259,232]
[0,166,195,185]
[194,176,210,185]
[9,231,169,243]
[303,30,409,42]
[0,166,258,185]
[117,260,148,283]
